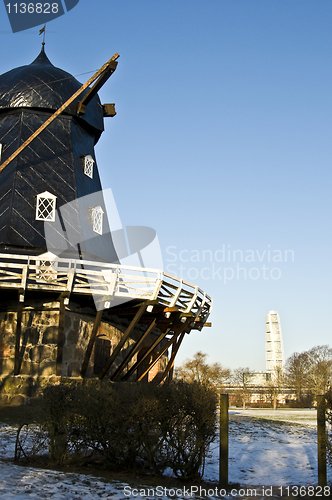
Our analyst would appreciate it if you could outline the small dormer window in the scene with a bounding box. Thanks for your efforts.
[36,191,57,222]
[92,206,104,235]
[83,155,94,178]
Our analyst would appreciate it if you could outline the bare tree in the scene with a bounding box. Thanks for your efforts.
[265,365,284,409]
[306,345,332,398]
[285,345,332,406]
[232,367,254,409]
[285,351,311,402]
[176,351,231,389]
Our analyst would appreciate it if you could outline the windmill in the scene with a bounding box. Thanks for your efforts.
[0,46,212,404]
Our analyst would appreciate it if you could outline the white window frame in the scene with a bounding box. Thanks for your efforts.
[83,155,94,179]
[35,191,57,222]
[36,251,58,282]
[92,206,104,235]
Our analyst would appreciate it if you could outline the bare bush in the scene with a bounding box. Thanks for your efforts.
[15,381,217,481]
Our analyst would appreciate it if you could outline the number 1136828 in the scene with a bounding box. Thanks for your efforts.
[6,3,59,14]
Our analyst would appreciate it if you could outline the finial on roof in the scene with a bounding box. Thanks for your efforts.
[39,24,46,51]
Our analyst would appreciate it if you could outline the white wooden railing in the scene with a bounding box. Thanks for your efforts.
[0,253,212,324]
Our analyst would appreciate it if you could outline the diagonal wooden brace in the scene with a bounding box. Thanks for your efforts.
[77,59,118,114]
[158,330,187,385]
[110,313,162,381]
[98,302,147,380]
[137,319,190,382]
[121,314,181,382]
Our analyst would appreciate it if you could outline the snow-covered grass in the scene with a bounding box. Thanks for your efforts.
[204,409,321,487]
[230,408,318,428]
[0,408,329,499]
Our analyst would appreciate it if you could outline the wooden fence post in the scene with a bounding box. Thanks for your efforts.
[219,393,229,487]
[317,395,327,487]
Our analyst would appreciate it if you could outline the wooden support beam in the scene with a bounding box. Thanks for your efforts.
[317,394,327,486]
[77,59,118,114]
[56,298,66,377]
[106,300,160,317]
[219,394,229,487]
[98,302,147,380]
[192,321,212,330]
[102,103,116,117]
[163,307,178,313]
[111,314,160,381]
[159,330,186,385]
[0,53,119,176]
[18,265,28,303]
[80,309,103,378]
[137,320,190,383]
[14,302,23,376]
[62,268,75,305]
[111,307,179,381]
[168,327,187,378]
[121,316,180,382]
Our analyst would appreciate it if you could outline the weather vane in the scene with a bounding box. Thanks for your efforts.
[39,24,46,49]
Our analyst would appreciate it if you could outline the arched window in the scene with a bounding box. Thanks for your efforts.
[35,191,57,222]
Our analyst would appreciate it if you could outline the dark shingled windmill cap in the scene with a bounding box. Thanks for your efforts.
[0,48,104,142]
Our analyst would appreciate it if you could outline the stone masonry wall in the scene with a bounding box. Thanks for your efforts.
[0,300,168,404]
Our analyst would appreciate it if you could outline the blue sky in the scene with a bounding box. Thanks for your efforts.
[1,0,332,371]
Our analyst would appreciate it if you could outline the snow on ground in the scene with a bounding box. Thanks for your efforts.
[205,409,321,486]
[0,408,329,499]
[230,408,318,428]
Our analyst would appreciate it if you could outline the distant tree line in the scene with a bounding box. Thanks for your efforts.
[285,345,332,406]
[176,345,332,408]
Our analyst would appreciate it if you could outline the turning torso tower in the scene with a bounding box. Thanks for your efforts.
[265,310,285,373]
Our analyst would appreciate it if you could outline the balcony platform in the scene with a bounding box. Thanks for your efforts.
[0,252,212,327]
[0,253,212,389]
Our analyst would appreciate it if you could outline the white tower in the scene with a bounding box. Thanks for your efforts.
[265,311,284,372]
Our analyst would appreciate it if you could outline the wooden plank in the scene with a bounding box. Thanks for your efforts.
[102,103,116,117]
[159,330,187,384]
[317,395,327,486]
[0,53,119,175]
[111,314,162,381]
[137,320,189,382]
[219,394,229,487]
[77,59,118,113]
[122,330,170,382]
[56,298,66,377]
[14,302,23,376]
[98,302,147,380]
[80,309,103,378]
[163,307,178,313]
[121,315,181,382]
